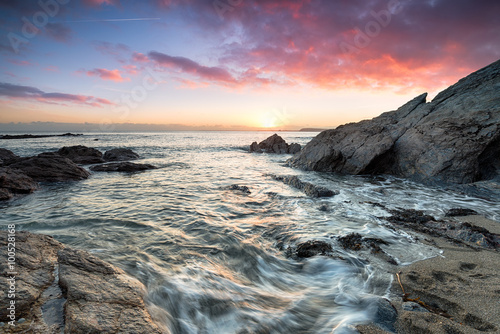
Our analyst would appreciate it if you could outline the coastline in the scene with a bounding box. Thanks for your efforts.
[358,215,500,334]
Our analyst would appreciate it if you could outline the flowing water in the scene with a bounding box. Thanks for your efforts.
[1,132,499,333]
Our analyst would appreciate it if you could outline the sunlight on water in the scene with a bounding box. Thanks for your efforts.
[1,131,499,333]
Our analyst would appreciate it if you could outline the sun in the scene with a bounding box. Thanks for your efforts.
[262,117,277,128]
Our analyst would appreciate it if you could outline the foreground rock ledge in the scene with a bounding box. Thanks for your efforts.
[289,59,500,185]
[0,231,164,333]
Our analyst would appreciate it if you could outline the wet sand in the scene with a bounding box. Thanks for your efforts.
[358,215,500,334]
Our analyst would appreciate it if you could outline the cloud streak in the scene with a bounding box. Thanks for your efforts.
[0,82,114,107]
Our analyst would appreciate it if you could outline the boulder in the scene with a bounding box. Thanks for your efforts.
[0,167,38,200]
[0,231,163,333]
[103,148,140,161]
[0,148,18,165]
[90,162,157,172]
[288,59,500,185]
[6,153,91,182]
[250,134,301,154]
[57,145,104,164]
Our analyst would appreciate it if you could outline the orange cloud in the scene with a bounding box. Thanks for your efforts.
[86,68,129,82]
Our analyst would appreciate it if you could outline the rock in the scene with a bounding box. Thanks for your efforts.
[249,134,301,154]
[57,145,104,164]
[288,59,500,185]
[0,231,163,333]
[268,174,338,197]
[58,248,163,334]
[445,208,479,217]
[103,148,140,161]
[295,240,333,258]
[402,302,430,313]
[6,153,90,182]
[0,148,18,165]
[90,162,157,172]
[367,298,398,333]
[0,133,82,140]
[228,184,251,194]
[0,167,39,200]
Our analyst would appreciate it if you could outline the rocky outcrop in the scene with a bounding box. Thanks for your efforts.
[267,174,338,197]
[104,148,140,161]
[57,145,104,165]
[0,167,38,200]
[6,153,90,182]
[250,134,301,154]
[288,59,500,185]
[90,162,157,172]
[0,231,164,333]
[0,133,82,140]
[0,148,18,165]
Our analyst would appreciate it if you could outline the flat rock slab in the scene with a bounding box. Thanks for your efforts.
[90,162,157,172]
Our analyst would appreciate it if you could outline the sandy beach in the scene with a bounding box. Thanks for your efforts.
[358,215,500,334]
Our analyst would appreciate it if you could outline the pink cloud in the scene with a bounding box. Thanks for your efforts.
[132,52,149,63]
[86,68,129,82]
[44,66,59,72]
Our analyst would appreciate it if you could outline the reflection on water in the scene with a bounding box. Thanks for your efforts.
[1,132,499,333]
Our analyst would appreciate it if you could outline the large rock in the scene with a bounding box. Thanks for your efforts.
[0,148,19,165]
[0,167,39,200]
[104,148,140,161]
[250,134,301,154]
[90,162,157,172]
[57,145,104,165]
[0,231,164,333]
[288,59,500,185]
[6,153,91,182]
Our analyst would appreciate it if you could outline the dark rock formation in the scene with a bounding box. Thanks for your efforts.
[445,208,479,217]
[103,148,140,161]
[6,153,91,182]
[289,59,500,185]
[227,184,251,194]
[0,133,82,139]
[0,167,38,200]
[0,231,163,333]
[268,174,338,197]
[90,162,157,172]
[295,240,333,258]
[0,148,18,165]
[250,134,301,154]
[57,145,104,165]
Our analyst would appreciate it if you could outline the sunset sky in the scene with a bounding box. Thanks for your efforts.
[0,0,499,130]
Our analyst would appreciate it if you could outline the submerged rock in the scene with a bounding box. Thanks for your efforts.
[6,153,90,182]
[250,134,301,154]
[57,145,104,165]
[104,148,140,161]
[0,231,163,333]
[295,240,333,258]
[289,59,500,185]
[445,208,479,217]
[227,184,251,194]
[90,162,157,172]
[268,174,338,197]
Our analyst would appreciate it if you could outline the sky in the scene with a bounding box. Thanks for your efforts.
[0,0,499,131]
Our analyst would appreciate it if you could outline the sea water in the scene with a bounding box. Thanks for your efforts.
[1,131,499,333]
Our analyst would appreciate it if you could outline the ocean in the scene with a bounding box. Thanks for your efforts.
[1,131,499,333]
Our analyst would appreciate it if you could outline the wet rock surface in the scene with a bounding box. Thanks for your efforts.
[289,59,500,186]
[250,134,301,154]
[0,148,18,165]
[0,167,39,200]
[0,231,164,333]
[103,148,140,161]
[267,174,338,197]
[57,145,104,165]
[295,240,333,258]
[385,207,499,249]
[445,208,479,217]
[5,153,91,182]
[226,184,251,194]
[90,161,157,172]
